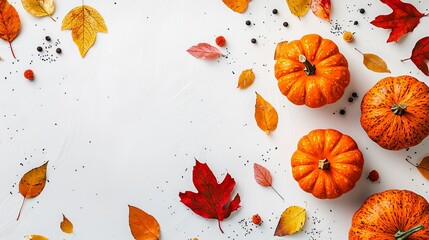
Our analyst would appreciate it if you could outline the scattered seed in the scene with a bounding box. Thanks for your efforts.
[359,8,365,14]
[245,20,251,26]
[283,21,289,27]
[354,21,358,25]
[37,46,43,52]
[56,48,62,54]
[339,109,346,115]
[45,36,51,41]
[352,92,358,98]
[251,38,257,44]
[348,97,354,103]
[272,9,278,14]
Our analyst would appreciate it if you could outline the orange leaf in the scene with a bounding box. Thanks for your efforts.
[60,214,74,234]
[254,92,278,134]
[417,156,429,181]
[237,69,255,89]
[17,162,48,220]
[285,0,311,17]
[0,0,21,58]
[25,235,49,240]
[222,0,249,13]
[129,205,160,240]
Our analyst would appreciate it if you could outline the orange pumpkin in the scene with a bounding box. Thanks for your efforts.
[291,129,364,199]
[274,34,350,108]
[360,75,429,150]
[349,189,429,239]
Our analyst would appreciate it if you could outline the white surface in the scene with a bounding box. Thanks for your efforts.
[1,0,429,239]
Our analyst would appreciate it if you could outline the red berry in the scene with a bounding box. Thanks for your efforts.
[367,170,379,182]
[24,69,34,81]
[252,214,261,225]
[215,36,226,47]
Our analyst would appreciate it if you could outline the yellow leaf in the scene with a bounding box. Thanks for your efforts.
[222,0,249,13]
[60,214,74,234]
[17,162,48,220]
[237,69,255,89]
[25,235,48,240]
[21,0,54,20]
[254,92,278,134]
[285,0,311,17]
[274,206,306,236]
[417,156,429,180]
[61,5,107,58]
[355,48,391,73]
[129,205,160,240]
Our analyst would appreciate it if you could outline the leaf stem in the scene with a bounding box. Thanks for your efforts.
[405,158,429,172]
[354,48,364,55]
[9,42,16,59]
[270,185,284,201]
[400,57,411,62]
[218,220,224,233]
[49,15,56,22]
[16,197,25,221]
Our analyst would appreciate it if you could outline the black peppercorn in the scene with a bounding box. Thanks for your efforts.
[37,46,43,52]
[359,8,365,14]
[251,38,257,44]
[272,9,278,14]
[339,109,346,115]
[56,48,62,54]
[352,92,358,98]
[45,36,51,41]
[245,20,251,26]
[283,22,289,27]
[354,21,358,25]
[348,97,354,103]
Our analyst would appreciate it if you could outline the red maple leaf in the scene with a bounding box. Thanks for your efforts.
[402,36,429,76]
[179,159,241,233]
[370,0,426,42]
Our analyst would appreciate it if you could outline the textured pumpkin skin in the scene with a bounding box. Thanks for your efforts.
[360,75,429,150]
[274,34,350,108]
[349,189,429,239]
[291,129,364,199]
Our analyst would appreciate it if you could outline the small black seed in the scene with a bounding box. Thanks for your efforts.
[352,92,358,98]
[359,8,365,14]
[283,22,289,27]
[37,46,43,52]
[354,21,358,25]
[245,20,251,26]
[339,109,346,115]
[348,97,354,103]
[251,38,257,44]
[272,9,278,14]
[56,48,62,54]
[45,36,51,41]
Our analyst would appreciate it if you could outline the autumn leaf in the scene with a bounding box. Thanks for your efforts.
[187,43,223,60]
[370,0,426,43]
[61,5,107,58]
[285,0,311,18]
[355,48,391,73]
[128,205,160,240]
[254,92,278,134]
[179,159,241,233]
[274,206,306,236]
[401,36,429,76]
[21,0,55,21]
[237,69,255,89]
[60,214,73,234]
[311,0,331,21]
[25,235,49,240]
[417,156,429,181]
[253,163,284,200]
[17,162,48,220]
[0,0,21,59]
[222,0,249,13]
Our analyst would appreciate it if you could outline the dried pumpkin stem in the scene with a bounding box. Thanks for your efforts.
[318,159,330,170]
[299,54,316,76]
[391,103,407,116]
[394,224,424,240]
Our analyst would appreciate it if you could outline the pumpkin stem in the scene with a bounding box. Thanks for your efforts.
[391,103,407,116]
[318,159,330,170]
[299,54,316,76]
[394,224,424,240]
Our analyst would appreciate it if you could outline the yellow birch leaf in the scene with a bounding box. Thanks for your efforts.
[21,0,55,20]
[255,92,278,134]
[286,0,311,17]
[417,156,429,180]
[61,5,107,58]
[60,214,74,234]
[237,69,255,89]
[129,205,160,240]
[25,235,48,240]
[17,162,48,220]
[355,48,391,73]
[222,0,249,13]
[274,206,306,236]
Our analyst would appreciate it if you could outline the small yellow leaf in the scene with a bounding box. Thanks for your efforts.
[21,0,54,19]
[222,0,249,13]
[417,156,429,180]
[237,69,255,89]
[355,49,391,73]
[61,5,107,58]
[25,235,48,240]
[286,0,311,17]
[129,205,160,240]
[255,93,278,134]
[60,214,74,234]
[274,206,306,236]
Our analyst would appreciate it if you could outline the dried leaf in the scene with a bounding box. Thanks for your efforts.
[187,43,222,60]
[128,205,160,240]
[370,0,425,42]
[179,159,241,233]
[285,0,311,17]
[222,0,249,13]
[61,5,107,58]
[25,235,48,240]
[417,156,429,181]
[21,0,55,20]
[254,92,278,134]
[17,162,48,220]
[274,41,288,60]
[0,0,21,59]
[253,163,284,200]
[60,214,73,234]
[274,206,306,236]
[403,36,429,76]
[237,69,255,89]
[311,0,331,21]
[355,48,391,73]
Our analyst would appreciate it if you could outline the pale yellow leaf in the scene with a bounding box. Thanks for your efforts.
[417,156,429,181]
[25,235,48,240]
[61,5,108,58]
[255,93,278,134]
[60,214,74,234]
[21,0,54,19]
[286,0,311,17]
[274,206,306,236]
[355,49,391,73]
[237,69,255,89]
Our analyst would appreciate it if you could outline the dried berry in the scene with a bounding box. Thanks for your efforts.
[215,36,226,47]
[339,109,346,115]
[343,31,354,42]
[37,46,43,52]
[245,20,251,26]
[272,9,278,14]
[283,22,289,27]
[352,92,358,98]
[252,214,262,225]
[367,170,379,182]
[354,21,358,25]
[348,97,354,103]
[56,48,62,54]
[359,8,365,14]
[24,69,34,81]
[45,36,51,41]
[251,38,257,44]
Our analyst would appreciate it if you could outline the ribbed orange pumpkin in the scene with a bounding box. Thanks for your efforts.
[349,189,429,239]
[274,34,350,108]
[360,75,429,150]
[291,129,364,199]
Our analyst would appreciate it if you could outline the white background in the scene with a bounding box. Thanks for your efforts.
[1,0,429,239]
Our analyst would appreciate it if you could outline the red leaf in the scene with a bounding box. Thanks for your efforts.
[179,159,240,233]
[187,43,223,60]
[370,0,425,43]
[406,36,429,76]
[253,163,272,187]
[311,0,331,22]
